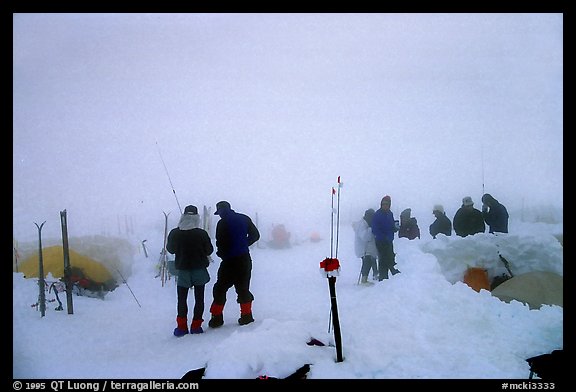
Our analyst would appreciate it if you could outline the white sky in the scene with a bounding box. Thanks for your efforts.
[12,13,563,242]
[13,219,563,379]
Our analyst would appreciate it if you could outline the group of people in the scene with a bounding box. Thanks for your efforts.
[353,195,402,284]
[431,193,509,238]
[166,201,260,337]
[166,193,510,333]
[354,193,509,285]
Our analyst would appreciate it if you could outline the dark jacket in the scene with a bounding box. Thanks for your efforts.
[482,194,509,234]
[399,217,420,240]
[430,212,452,238]
[167,226,213,270]
[453,206,485,237]
[215,209,260,259]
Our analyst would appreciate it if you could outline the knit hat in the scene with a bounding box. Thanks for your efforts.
[214,201,231,215]
[462,196,474,206]
[184,205,198,215]
[433,204,444,214]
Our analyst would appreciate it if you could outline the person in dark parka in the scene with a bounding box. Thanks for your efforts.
[167,204,214,336]
[453,196,485,237]
[482,193,509,234]
[208,201,261,328]
[429,204,452,239]
[398,208,421,240]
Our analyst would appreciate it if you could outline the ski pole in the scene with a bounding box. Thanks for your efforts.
[141,240,148,258]
[13,238,19,273]
[335,176,342,258]
[156,141,182,214]
[333,176,344,362]
[481,144,485,195]
[115,267,142,308]
[49,282,63,311]
[319,176,344,362]
[330,187,335,259]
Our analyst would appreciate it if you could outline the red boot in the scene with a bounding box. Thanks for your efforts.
[190,319,204,334]
[208,303,224,328]
[174,316,189,337]
[238,302,254,325]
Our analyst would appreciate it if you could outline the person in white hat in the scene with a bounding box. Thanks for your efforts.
[429,204,452,239]
[453,197,485,237]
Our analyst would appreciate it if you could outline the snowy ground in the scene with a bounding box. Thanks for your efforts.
[13,219,563,380]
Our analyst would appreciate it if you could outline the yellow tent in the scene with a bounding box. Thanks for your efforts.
[19,245,115,284]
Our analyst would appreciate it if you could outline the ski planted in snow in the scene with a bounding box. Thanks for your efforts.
[202,205,211,233]
[160,211,170,286]
[60,209,74,314]
[319,176,344,363]
[34,221,47,317]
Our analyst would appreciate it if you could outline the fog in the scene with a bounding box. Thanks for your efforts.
[13,13,563,243]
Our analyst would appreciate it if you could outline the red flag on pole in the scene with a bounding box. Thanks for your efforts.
[332,187,336,195]
[337,176,340,184]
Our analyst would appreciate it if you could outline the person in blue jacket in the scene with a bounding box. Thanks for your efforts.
[482,193,509,234]
[371,195,401,281]
[208,201,261,328]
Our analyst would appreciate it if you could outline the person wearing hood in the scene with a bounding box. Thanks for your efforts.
[208,201,261,328]
[481,193,509,234]
[371,195,401,281]
[353,208,379,284]
[429,204,452,239]
[167,205,214,336]
[398,208,421,240]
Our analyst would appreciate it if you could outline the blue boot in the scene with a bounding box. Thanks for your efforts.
[190,319,204,334]
[174,316,189,337]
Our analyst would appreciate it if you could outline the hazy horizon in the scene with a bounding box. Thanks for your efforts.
[13,13,563,242]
